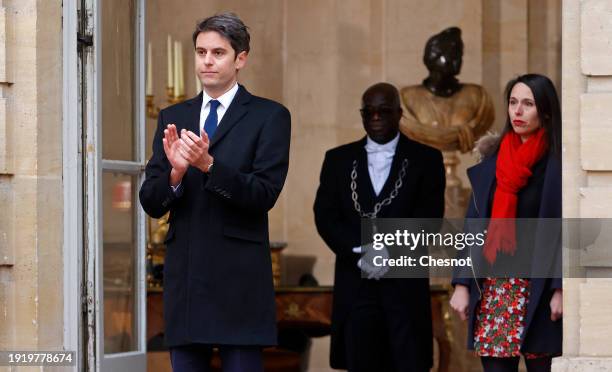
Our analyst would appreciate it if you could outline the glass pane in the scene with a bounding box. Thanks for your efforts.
[102,171,138,354]
[101,0,137,161]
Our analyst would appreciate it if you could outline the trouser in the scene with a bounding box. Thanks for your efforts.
[169,343,263,372]
[344,280,431,372]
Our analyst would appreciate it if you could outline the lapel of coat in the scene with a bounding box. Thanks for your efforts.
[184,92,204,135]
[466,152,560,219]
[354,137,376,211]
[466,154,497,217]
[537,155,562,218]
[209,84,251,149]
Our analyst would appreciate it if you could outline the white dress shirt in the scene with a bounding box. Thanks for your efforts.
[199,82,240,133]
[365,133,399,196]
[171,83,239,194]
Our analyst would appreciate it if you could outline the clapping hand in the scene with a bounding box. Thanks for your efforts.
[162,124,189,174]
[177,128,214,173]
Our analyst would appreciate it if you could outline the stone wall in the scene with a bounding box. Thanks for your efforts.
[0,0,64,361]
[554,0,612,370]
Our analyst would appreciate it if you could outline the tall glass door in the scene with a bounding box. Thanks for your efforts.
[84,0,147,370]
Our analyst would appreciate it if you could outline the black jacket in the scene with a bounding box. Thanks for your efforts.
[313,134,445,369]
[139,85,291,347]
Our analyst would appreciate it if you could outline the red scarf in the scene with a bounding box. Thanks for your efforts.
[483,128,548,264]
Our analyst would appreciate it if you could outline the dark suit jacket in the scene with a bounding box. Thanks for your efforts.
[139,85,291,347]
[452,152,562,354]
[313,134,445,369]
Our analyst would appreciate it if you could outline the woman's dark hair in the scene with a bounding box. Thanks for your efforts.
[192,12,250,57]
[500,74,562,157]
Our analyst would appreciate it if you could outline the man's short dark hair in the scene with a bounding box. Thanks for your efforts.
[192,13,250,57]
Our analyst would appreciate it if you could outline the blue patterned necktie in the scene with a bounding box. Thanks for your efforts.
[204,99,221,139]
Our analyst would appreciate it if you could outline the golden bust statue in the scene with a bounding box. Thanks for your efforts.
[400,27,494,153]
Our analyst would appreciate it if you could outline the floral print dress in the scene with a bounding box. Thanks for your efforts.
[474,278,556,360]
[473,277,529,357]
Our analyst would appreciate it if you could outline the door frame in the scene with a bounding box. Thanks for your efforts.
[62,0,83,370]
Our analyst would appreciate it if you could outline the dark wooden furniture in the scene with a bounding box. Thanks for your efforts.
[147,284,452,372]
[275,286,333,335]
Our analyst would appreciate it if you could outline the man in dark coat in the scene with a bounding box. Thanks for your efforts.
[139,13,290,372]
[313,83,445,371]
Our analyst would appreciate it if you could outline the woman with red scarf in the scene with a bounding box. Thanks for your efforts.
[450,74,562,372]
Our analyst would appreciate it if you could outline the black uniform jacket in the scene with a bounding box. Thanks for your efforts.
[314,134,445,369]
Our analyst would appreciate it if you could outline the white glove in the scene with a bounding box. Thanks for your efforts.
[352,244,390,280]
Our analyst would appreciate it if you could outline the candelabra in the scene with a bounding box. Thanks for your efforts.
[146,86,186,119]
[145,85,185,289]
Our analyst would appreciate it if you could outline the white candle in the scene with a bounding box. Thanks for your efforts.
[173,41,179,97]
[176,42,181,96]
[178,42,184,96]
[146,42,153,95]
[167,35,173,88]
[195,73,202,95]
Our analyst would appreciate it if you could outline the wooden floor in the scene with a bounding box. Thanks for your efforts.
[147,352,171,372]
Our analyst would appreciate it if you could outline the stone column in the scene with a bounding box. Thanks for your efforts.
[554,0,612,370]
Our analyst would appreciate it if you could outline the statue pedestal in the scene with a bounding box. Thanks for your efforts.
[442,151,471,218]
